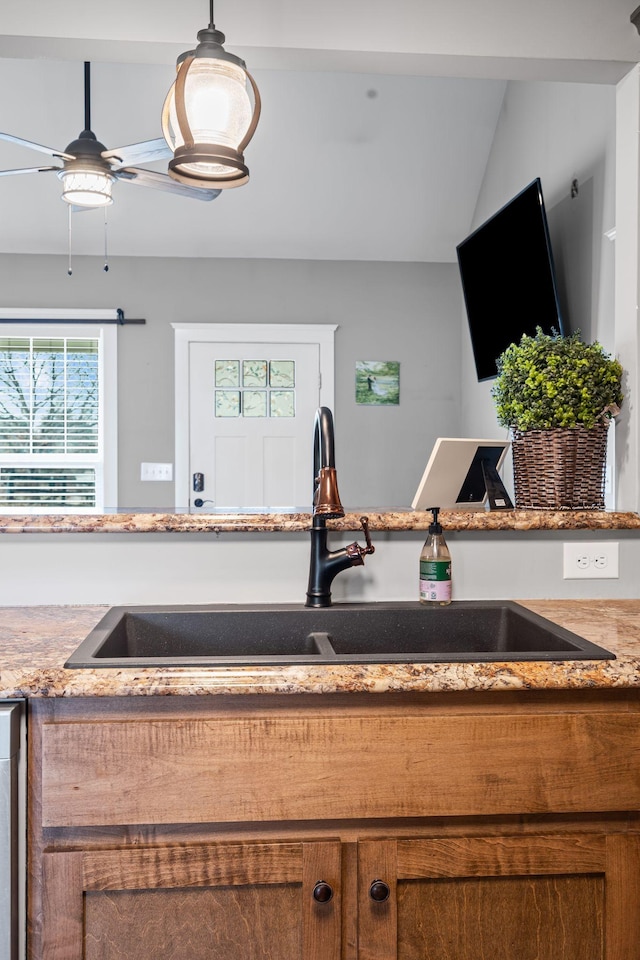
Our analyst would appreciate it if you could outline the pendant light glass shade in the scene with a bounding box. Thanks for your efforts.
[165,60,252,177]
[59,169,114,207]
[162,22,261,189]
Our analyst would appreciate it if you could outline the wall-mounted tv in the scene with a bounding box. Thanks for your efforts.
[456,178,565,382]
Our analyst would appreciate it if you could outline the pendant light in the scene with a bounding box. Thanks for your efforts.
[162,0,261,189]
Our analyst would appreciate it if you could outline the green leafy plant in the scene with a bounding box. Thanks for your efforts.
[492,328,623,431]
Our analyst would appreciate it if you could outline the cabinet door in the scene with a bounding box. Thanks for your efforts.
[40,839,341,960]
[358,833,640,960]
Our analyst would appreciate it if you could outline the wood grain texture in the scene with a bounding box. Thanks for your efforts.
[41,853,84,960]
[41,840,342,960]
[82,841,303,890]
[397,834,607,878]
[302,841,342,960]
[604,834,640,960]
[84,886,301,960]
[30,696,640,960]
[341,841,359,960]
[358,833,612,960]
[357,840,398,960]
[395,873,604,960]
[41,711,640,827]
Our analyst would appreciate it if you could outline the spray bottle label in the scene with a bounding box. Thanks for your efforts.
[419,559,452,602]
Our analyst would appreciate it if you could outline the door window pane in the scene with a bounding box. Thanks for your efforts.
[215,360,240,387]
[270,391,295,417]
[215,390,241,417]
[243,391,267,417]
[243,360,268,387]
[270,360,295,387]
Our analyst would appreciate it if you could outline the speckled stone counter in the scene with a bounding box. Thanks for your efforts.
[2,600,640,698]
[0,510,638,534]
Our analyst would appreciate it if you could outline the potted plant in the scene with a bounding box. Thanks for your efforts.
[492,328,623,509]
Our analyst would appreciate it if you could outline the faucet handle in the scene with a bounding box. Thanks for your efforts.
[346,516,375,566]
[359,516,375,554]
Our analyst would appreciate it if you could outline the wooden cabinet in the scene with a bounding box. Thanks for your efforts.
[40,840,341,960]
[357,834,640,960]
[28,691,640,960]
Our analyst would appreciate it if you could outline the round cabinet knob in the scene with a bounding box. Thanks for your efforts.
[369,879,391,902]
[312,881,334,903]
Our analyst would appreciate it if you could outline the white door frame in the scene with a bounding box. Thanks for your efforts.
[173,323,337,512]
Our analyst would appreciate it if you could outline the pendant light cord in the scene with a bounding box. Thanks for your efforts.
[209,0,214,28]
[84,62,91,132]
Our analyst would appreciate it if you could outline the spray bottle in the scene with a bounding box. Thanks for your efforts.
[419,506,452,606]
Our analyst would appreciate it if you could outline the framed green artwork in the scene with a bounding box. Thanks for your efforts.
[355,360,400,405]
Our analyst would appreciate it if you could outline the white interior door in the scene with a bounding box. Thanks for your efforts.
[188,341,320,511]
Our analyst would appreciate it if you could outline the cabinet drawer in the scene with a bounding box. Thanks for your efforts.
[40,709,640,827]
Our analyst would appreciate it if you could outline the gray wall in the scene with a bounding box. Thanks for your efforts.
[1,529,638,606]
[460,80,616,442]
[0,254,462,510]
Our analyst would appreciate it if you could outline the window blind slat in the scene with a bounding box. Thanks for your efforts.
[0,466,96,508]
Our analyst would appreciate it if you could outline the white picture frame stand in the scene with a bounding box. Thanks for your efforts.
[412,438,512,512]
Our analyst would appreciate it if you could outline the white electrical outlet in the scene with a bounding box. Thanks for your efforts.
[563,542,619,579]
[140,462,173,482]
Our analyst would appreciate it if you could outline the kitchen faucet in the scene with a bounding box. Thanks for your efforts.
[305,406,375,607]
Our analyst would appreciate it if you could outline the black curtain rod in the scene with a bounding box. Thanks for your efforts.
[0,310,145,326]
[0,318,146,325]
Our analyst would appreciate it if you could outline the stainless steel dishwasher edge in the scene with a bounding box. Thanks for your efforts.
[0,703,23,960]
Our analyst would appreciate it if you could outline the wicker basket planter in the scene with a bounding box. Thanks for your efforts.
[511,422,609,510]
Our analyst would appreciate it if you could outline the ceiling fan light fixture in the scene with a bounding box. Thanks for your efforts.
[59,168,114,207]
[162,12,261,189]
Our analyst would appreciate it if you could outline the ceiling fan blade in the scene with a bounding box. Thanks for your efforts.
[102,138,173,167]
[0,131,74,161]
[0,165,62,177]
[116,167,221,201]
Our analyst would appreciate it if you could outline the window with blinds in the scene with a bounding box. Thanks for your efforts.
[0,336,103,511]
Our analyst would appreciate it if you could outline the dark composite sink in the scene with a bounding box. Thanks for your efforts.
[65,601,614,668]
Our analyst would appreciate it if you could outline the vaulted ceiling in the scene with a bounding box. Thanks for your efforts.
[0,0,637,261]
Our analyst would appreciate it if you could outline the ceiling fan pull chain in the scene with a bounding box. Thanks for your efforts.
[103,208,109,272]
[67,205,73,276]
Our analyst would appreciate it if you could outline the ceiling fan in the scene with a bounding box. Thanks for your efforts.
[0,62,221,207]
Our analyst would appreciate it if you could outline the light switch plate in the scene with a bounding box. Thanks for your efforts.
[140,462,173,482]
[563,542,619,579]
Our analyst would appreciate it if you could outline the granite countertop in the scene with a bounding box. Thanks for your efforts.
[2,600,640,698]
[0,510,639,534]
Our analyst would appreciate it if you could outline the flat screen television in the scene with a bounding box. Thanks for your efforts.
[456,178,565,382]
